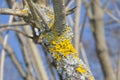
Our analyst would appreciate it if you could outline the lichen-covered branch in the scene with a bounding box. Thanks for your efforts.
[20,0,95,80]
[37,1,94,80]
[40,25,94,80]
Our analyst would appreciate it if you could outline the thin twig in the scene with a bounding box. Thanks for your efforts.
[106,10,120,24]
[0,37,7,80]
[4,0,27,79]
[0,35,26,78]
[80,12,87,42]
[79,42,90,70]
[79,13,90,69]
[114,3,120,17]
[0,8,27,17]
[0,21,27,28]
[23,26,49,80]
[16,29,36,80]
[0,3,17,80]
[0,27,33,39]
[66,7,76,16]
[65,0,74,10]
[82,0,93,19]
[103,0,111,11]
[74,0,82,53]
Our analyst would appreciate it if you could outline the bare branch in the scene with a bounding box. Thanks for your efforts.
[74,0,82,53]
[89,0,116,80]
[0,21,27,28]
[23,26,49,80]
[0,27,33,39]
[82,0,93,19]
[106,10,120,24]
[0,3,17,80]
[103,0,111,11]
[80,13,87,42]
[0,35,26,78]
[16,27,36,80]
[3,0,27,79]
[66,7,76,15]
[0,44,6,80]
[0,8,27,17]
[79,42,90,70]
[65,0,74,9]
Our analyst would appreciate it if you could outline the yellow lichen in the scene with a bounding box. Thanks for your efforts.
[76,64,88,74]
[53,53,61,61]
[21,5,29,14]
[21,9,28,14]
[49,39,78,57]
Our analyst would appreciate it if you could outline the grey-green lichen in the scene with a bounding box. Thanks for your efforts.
[23,3,95,80]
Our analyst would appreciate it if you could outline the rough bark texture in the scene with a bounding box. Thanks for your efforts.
[36,0,94,80]
[89,0,116,80]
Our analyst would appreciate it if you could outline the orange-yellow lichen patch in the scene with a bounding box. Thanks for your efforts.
[49,39,78,57]
[76,64,88,74]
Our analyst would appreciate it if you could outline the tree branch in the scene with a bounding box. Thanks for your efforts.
[23,26,49,80]
[83,0,93,19]
[0,21,27,28]
[66,7,76,15]
[0,8,27,17]
[74,0,82,53]
[0,35,26,78]
[16,27,36,80]
[52,0,66,33]
[0,27,33,39]
[106,10,120,24]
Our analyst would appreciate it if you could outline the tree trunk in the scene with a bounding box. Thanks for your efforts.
[89,0,116,80]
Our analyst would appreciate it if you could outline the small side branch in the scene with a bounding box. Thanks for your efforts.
[0,35,26,78]
[0,27,33,39]
[0,8,27,17]
[0,21,27,28]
